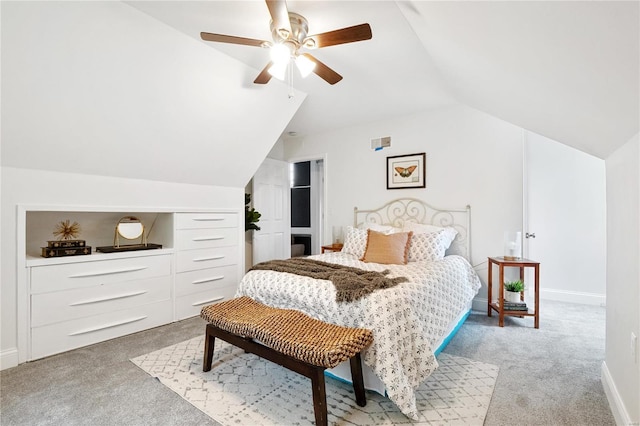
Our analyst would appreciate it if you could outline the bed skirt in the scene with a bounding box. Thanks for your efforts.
[324,301,473,395]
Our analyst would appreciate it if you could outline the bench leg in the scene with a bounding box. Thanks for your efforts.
[203,325,216,372]
[310,367,328,426]
[349,353,367,407]
[202,323,366,425]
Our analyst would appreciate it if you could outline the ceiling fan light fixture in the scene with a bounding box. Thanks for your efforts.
[268,61,287,81]
[200,1,372,86]
[295,54,315,78]
[270,43,291,65]
[277,28,290,39]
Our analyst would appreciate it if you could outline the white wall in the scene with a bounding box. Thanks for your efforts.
[0,167,244,369]
[267,139,286,161]
[1,1,304,188]
[602,133,640,425]
[284,104,524,306]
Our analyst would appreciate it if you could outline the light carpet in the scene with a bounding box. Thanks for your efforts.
[131,336,498,425]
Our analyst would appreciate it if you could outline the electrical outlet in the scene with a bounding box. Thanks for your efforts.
[632,332,638,363]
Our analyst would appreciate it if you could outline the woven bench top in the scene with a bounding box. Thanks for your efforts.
[201,296,373,368]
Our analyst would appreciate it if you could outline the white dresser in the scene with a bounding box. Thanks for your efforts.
[174,212,240,320]
[29,252,173,360]
[23,208,243,361]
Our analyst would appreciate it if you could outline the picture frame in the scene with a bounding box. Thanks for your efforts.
[386,153,426,189]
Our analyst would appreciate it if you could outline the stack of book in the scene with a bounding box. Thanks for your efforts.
[41,240,92,258]
[497,300,528,311]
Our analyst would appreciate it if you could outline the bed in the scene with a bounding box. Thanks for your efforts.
[236,198,481,420]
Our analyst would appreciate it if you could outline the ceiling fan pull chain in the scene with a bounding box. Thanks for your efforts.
[288,62,295,99]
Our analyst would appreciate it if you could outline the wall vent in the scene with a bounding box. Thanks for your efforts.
[371,136,391,151]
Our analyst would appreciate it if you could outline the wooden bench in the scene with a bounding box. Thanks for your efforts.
[200,296,374,426]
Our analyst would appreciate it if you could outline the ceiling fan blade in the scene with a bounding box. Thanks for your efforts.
[254,62,274,84]
[265,0,292,38]
[304,23,372,49]
[301,53,343,85]
[200,32,269,48]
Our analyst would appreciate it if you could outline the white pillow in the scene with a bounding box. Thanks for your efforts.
[341,226,368,258]
[402,222,458,251]
[408,231,448,262]
[402,222,440,234]
[358,222,401,234]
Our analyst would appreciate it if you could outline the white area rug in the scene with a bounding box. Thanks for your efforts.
[131,336,498,425]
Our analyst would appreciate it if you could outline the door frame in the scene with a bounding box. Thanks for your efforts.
[288,154,328,254]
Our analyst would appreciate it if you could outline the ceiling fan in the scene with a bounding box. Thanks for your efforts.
[200,0,372,85]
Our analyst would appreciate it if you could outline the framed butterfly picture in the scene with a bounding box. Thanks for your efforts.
[386,153,426,189]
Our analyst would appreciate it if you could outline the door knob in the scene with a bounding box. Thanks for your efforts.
[526,232,536,239]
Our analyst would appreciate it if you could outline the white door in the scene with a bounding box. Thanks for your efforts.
[252,158,291,265]
[524,132,607,305]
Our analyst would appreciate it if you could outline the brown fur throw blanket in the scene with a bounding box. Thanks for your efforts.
[249,258,408,302]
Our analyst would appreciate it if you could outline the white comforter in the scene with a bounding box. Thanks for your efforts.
[236,252,481,419]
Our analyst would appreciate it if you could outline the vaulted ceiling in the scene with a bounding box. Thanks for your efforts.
[1,1,306,188]
[128,0,639,159]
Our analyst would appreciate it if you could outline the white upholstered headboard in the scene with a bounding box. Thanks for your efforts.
[353,198,471,261]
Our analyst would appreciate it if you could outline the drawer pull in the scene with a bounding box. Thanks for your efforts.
[193,218,225,221]
[193,255,225,262]
[192,276,225,285]
[192,296,224,306]
[192,236,225,242]
[69,266,148,278]
[68,316,147,336]
[69,290,148,306]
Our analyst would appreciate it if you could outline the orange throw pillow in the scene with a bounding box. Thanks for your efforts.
[361,229,413,265]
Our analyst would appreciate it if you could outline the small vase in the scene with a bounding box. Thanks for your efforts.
[504,290,521,303]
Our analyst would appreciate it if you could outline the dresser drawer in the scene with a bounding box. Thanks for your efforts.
[175,265,238,297]
[176,227,238,250]
[175,213,238,230]
[31,254,172,294]
[176,245,238,273]
[31,276,171,327]
[175,287,237,320]
[30,299,173,360]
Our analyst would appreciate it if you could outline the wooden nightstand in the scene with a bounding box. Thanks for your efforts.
[487,256,540,328]
[321,243,343,253]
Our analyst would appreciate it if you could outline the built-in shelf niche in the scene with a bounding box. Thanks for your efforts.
[25,211,174,259]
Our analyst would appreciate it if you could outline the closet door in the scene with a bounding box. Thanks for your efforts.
[524,132,606,305]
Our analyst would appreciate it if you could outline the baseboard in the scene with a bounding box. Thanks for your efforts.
[472,290,605,312]
[471,297,488,313]
[601,361,634,425]
[0,348,19,371]
[540,288,606,306]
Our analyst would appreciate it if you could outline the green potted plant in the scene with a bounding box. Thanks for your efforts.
[245,193,261,232]
[504,279,524,303]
